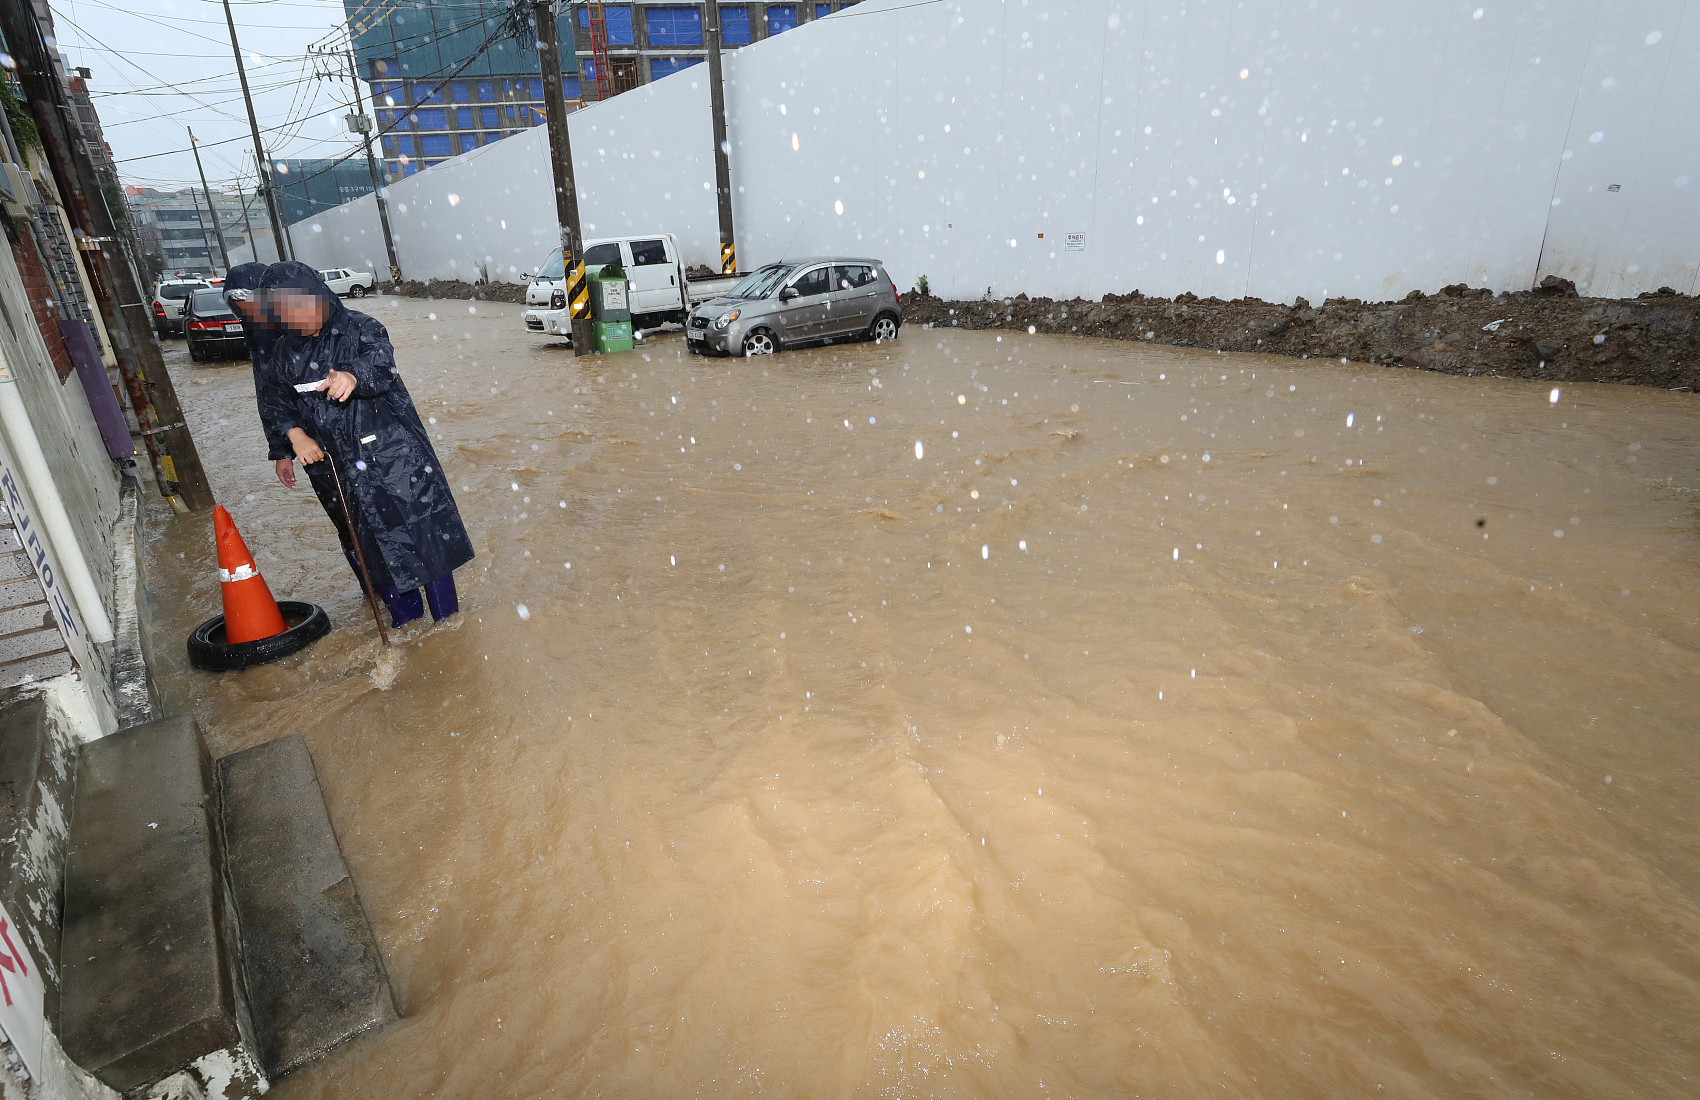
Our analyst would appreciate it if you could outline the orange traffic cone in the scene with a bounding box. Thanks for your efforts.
[214,505,287,644]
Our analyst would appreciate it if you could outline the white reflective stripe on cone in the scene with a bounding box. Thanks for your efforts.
[219,565,258,583]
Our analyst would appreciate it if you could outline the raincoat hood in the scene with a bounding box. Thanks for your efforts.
[260,261,346,335]
[222,261,269,303]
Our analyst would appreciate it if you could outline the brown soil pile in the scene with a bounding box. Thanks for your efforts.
[381,279,528,304]
[902,277,1698,389]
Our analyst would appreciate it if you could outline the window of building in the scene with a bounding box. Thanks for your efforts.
[582,57,596,82]
[456,107,475,128]
[483,132,501,144]
[577,5,635,45]
[370,57,398,78]
[382,136,399,155]
[414,108,448,130]
[410,83,442,104]
[722,6,751,44]
[477,80,495,102]
[395,136,416,157]
[481,106,500,127]
[402,161,418,177]
[816,3,831,16]
[563,75,581,99]
[649,57,703,80]
[646,6,703,46]
[419,134,453,157]
[767,5,798,33]
[527,78,544,100]
[451,81,469,102]
[392,113,410,130]
[375,83,403,106]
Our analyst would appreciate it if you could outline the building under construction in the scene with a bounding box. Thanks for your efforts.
[345,1,860,179]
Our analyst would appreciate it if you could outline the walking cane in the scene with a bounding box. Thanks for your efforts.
[325,452,390,648]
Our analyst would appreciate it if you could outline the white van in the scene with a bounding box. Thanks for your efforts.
[522,233,739,338]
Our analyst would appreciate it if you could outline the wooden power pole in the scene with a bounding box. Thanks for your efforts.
[705,0,736,275]
[187,128,230,272]
[534,0,593,355]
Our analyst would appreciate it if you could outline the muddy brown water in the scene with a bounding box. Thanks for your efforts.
[144,301,1700,1098]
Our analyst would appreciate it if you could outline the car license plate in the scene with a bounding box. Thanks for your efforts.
[224,323,243,333]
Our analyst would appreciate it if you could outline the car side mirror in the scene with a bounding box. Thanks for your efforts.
[780,286,800,301]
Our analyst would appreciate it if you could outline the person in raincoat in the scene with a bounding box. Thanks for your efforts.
[256,261,473,626]
[223,262,293,465]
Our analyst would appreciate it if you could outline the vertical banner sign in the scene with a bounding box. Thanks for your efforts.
[0,902,45,1079]
[0,458,82,647]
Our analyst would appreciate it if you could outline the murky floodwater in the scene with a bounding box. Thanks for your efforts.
[143,301,1700,1098]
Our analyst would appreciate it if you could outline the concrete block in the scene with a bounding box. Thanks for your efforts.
[218,735,397,1077]
[58,718,256,1094]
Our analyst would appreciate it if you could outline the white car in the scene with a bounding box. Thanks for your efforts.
[151,279,211,337]
[319,267,377,297]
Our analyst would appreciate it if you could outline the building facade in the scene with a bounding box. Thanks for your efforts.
[125,188,254,279]
[271,158,377,227]
[346,1,858,180]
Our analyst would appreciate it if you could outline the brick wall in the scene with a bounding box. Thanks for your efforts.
[7,226,74,384]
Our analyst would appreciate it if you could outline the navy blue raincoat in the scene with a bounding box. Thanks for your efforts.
[256,262,474,591]
[225,262,292,461]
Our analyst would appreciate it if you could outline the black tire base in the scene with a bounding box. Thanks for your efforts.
[188,601,332,672]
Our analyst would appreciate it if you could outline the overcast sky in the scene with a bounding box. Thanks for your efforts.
[48,0,362,193]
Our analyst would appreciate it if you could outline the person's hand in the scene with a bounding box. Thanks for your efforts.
[275,458,296,488]
[317,369,357,402]
[288,428,324,465]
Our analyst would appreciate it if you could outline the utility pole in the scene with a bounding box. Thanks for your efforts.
[534,0,593,355]
[221,0,289,263]
[705,0,736,275]
[187,128,230,273]
[340,47,401,283]
[0,3,213,511]
[272,153,298,262]
[235,187,257,258]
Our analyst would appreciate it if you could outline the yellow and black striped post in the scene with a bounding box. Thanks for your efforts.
[720,241,736,276]
[565,259,590,319]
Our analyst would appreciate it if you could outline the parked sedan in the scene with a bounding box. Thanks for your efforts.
[319,267,376,297]
[685,258,902,357]
[183,289,249,362]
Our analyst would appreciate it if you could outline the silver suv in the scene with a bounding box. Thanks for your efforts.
[151,279,211,337]
[685,258,901,356]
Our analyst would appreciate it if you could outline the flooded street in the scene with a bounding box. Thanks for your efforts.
[142,300,1700,1098]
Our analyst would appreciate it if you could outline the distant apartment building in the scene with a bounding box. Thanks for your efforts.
[125,188,254,278]
[345,1,858,180]
[270,159,377,226]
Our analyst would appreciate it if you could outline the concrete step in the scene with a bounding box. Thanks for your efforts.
[57,717,264,1096]
[217,735,396,1076]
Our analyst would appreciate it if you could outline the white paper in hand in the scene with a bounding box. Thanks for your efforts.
[294,379,327,393]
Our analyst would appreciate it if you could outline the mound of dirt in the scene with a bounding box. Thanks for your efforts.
[382,279,528,304]
[902,281,1698,390]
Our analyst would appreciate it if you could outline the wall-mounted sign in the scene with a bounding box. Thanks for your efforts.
[1065,233,1086,252]
[0,902,45,1080]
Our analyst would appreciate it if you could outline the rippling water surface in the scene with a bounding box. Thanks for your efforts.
[145,301,1700,1098]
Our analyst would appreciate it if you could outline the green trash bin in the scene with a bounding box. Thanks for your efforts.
[589,263,634,353]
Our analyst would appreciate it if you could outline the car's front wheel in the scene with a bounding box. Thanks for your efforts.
[869,313,900,343]
[742,328,778,356]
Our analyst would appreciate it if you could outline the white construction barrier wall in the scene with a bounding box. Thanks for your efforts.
[252,0,1700,302]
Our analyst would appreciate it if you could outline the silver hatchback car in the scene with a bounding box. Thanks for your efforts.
[685,257,902,356]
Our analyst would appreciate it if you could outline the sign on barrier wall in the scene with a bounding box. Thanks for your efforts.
[0,901,45,1080]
